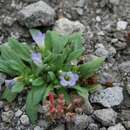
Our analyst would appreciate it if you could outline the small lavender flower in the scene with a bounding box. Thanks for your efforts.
[5,79,16,89]
[31,30,45,48]
[59,72,79,88]
[32,52,42,65]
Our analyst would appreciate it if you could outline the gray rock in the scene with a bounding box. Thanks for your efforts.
[119,61,130,73]
[108,123,126,130]
[34,126,43,130]
[87,123,99,130]
[95,47,109,58]
[100,128,107,130]
[3,16,16,26]
[38,120,49,129]
[75,0,85,7]
[0,101,4,109]
[15,109,23,117]
[53,18,85,35]
[109,0,120,5]
[99,72,113,85]
[66,115,94,130]
[2,111,14,123]
[93,109,117,126]
[17,1,55,28]
[90,87,123,107]
[116,21,128,30]
[123,121,130,129]
[120,110,130,121]
[20,115,30,125]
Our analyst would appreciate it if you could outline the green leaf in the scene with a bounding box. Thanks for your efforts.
[31,78,44,87]
[48,71,56,81]
[79,57,104,78]
[8,38,31,62]
[68,32,83,49]
[45,31,68,53]
[26,85,45,123]
[74,85,89,98]
[11,82,24,93]
[67,47,85,62]
[43,85,54,101]
[2,88,17,102]
[57,87,70,103]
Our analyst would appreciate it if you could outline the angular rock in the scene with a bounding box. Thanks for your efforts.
[90,87,123,107]
[15,109,23,117]
[2,111,14,123]
[17,1,55,28]
[66,115,94,130]
[93,109,117,126]
[117,21,128,30]
[87,123,99,130]
[95,47,109,58]
[20,115,30,125]
[123,121,130,129]
[108,123,126,130]
[109,0,120,5]
[53,18,85,35]
[34,126,43,130]
[119,61,130,73]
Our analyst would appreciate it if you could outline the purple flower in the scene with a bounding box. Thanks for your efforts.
[5,79,16,89]
[32,52,42,65]
[59,72,79,88]
[31,30,45,48]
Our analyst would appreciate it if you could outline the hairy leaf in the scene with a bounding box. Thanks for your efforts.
[79,57,104,78]
[11,82,24,93]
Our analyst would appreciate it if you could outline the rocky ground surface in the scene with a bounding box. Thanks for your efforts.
[0,0,130,130]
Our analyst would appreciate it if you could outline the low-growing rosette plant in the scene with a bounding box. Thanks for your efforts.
[0,29,104,123]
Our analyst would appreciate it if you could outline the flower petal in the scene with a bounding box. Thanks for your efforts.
[32,52,42,65]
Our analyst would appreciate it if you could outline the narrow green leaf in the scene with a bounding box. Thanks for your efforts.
[79,57,104,78]
[11,82,24,93]
[2,88,17,102]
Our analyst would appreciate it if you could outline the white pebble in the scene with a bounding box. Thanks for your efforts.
[117,21,128,30]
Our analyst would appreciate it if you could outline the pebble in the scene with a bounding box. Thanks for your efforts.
[20,115,30,125]
[96,16,101,22]
[90,87,123,107]
[117,21,128,30]
[93,109,117,126]
[15,109,23,117]
[109,0,120,5]
[66,115,94,130]
[95,47,109,58]
[52,124,65,130]
[34,126,43,130]
[87,123,99,130]
[108,123,126,130]
[53,17,85,35]
[3,16,16,26]
[119,61,130,73]
[2,111,14,123]
[0,101,4,109]
[17,1,55,28]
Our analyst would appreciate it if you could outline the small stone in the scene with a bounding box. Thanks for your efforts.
[53,18,85,35]
[34,126,43,130]
[15,109,23,117]
[111,38,118,43]
[99,72,113,85]
[3,16,16,26]
[76,8,84,15]
[96,16,101,22]
[0,101,4,109]
[123,121,130,129]
[117,21,128,30]
[87,123,99,130]
[119,61,130,73]
[20,115,30,125]
[100,128,107,130]
[93,109,117,126]
[75,0,85,7]
[108,123,126,130]
[17,1,55,28]
[66,115,94,130]
[90,87,123,107]
[95,47,109,58]
[109,0,120,5]
[38,120,49,129]
[2,111,14,123]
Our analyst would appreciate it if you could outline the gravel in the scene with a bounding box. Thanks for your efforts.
[20,115,30,126]
[107,123,126,130]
